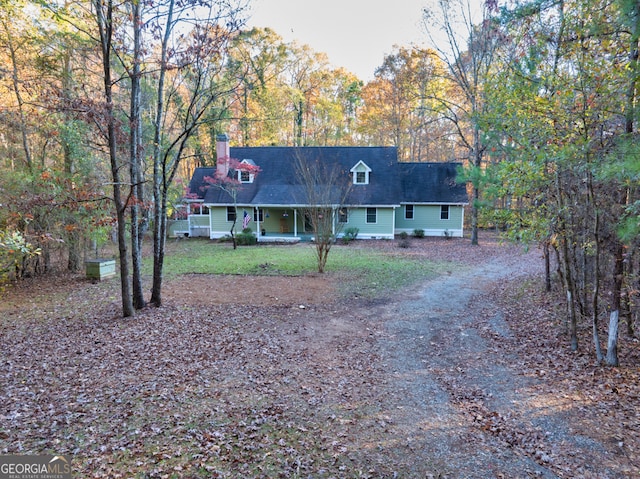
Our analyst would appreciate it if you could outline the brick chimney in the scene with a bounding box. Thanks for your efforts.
[216,133,230,177]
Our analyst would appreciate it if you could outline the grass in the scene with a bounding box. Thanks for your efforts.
[152,238,459,301]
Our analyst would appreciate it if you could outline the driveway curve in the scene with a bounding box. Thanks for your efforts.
[368,249,618,478]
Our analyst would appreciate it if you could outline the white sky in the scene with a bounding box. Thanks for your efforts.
[245,0,434,81]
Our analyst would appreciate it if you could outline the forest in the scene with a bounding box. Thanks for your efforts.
[1,0,639,367]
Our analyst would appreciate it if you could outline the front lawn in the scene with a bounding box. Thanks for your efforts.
[155,239,460,301]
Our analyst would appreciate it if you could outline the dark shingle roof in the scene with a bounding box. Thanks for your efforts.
[398,162,468,204]
[187,167,215,199]
[187,147,467,206]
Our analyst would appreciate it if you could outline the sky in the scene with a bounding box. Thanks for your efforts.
[245,0,435,81]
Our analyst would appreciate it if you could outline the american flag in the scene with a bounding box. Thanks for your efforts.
[242,210,251,229]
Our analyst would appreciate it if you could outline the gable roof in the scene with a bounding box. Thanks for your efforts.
[187,146,467,207]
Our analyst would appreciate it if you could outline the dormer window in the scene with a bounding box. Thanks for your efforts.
[236,159,256,183]
[350,160,371,185]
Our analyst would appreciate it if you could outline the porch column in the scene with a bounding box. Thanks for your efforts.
[294,209,298,236]
[255,207,261,238]
[392,207,396,237]
[332,208,336,236]
[208,205,213,239]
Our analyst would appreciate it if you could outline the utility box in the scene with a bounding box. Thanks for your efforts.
[85,258,116,280]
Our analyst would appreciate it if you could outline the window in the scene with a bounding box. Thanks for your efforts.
[237,159,256,183]
[405,204,414,220]
[366,207,377,224]
[227,206,236,222]
[350,161,371,185]
[192,204,209,215]
[440,205,450,220]
[253,208,264,222]
[338,208,348,223]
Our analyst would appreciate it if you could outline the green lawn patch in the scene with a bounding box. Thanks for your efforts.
[153,239,460,301]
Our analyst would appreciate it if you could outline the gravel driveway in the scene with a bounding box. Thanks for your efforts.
[367,249,622,478]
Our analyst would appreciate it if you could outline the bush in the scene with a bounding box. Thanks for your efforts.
[397,231,410,248]
[0,229,41,283]
[237,228,257,246]
[413,228,425,238]
[342,227,359,244]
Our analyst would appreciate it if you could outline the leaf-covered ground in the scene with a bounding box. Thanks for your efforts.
[0,233,638,478]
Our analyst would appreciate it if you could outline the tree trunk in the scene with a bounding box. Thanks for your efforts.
[95,0,133,317]
[470,185,479,245]
[591,259,603,362]
[2,17,32,170]
[151,190,169,306]
[560,224,578,351]
[60,48,83,272]
[470,123,482,246]
[231,209,238,249]
[544,240,551,292]
[604,2,640,364]
[606,310,620,367]
[606,242,624,366]
[554,167,578,350]
[585,170,603,361]
[621,1,639,341]
[626,255,637,337]
[296,99,304,147]
[150,0,175,307]
[129,0,146,310]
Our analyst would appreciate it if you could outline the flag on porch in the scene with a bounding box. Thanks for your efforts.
[242,210,251,229]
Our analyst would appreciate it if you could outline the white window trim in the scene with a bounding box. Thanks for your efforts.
[237,159,256,183]
[366,207,377,224]
[226,206,236,222]
[405,204,414,220]
[350,161,372,185]
[237,170,254,183]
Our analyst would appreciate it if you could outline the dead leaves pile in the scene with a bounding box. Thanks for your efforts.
[474,279,640,477]
[0,293,405,478]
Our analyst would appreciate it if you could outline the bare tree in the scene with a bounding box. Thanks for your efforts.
[294,151,352,273]
[423,0,501,245]
[146,0,247,307]
[127,0,146,310]
[93,0,134,317]
[71,0,246,313]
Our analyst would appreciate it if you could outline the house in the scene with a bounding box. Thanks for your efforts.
[171,134,468,241]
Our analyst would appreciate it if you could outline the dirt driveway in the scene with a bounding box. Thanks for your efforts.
[1,235,636,478]
[369,250,592,478]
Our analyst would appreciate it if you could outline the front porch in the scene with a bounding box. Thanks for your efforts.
[237,207,318,243]
[204,206,352,242]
